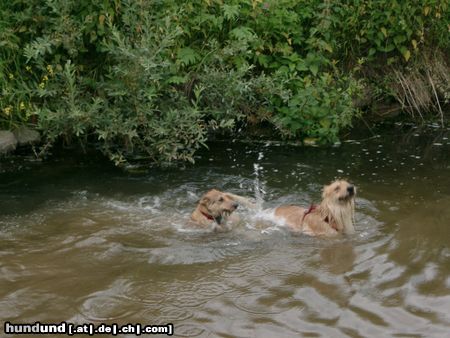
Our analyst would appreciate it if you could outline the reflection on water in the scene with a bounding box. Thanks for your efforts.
[1,124,450,337]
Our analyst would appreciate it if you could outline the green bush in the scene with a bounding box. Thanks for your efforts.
[1,0,448,164]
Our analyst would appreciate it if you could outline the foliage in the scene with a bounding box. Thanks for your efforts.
[0,0,448,164]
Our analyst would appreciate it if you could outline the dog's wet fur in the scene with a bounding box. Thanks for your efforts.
[274,180,356,236]
[189,189,255,231]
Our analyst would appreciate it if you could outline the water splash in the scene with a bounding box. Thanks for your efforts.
[253,151,266,210]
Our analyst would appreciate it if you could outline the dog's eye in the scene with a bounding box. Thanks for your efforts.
[218,197,224,202]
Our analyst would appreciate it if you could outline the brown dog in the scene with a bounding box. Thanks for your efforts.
[189,189,255,231]
[274,180,356,236]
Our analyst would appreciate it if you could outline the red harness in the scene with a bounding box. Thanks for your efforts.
[301,204,317,224]
[301,204,338,231]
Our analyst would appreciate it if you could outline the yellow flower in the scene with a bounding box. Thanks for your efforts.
[19,102,26,110]
[26,66,32,72]
[42,75,49,82]
[3,106,12,116]
[46,64,54,76]
[8,73,14,80]
[39,82,45,89]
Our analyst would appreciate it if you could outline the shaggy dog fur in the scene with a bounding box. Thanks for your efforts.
[274,180,356,236]
[189,189,255,231]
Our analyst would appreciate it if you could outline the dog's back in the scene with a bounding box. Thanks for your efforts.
[274,180,356,236]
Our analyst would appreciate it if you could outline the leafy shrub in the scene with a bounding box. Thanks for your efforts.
[271,72,361,143]
[0,0,448,164]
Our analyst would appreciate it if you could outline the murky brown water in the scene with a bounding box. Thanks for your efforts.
[1,123,450,337]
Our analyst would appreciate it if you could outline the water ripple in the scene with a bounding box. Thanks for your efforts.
[78,279,138,321]
[171,323,206,337]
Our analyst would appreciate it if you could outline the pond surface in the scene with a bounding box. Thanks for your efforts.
[1,123,450,337]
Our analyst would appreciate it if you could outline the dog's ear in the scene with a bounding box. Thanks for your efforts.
[200,196,210,206]
[322,185,331,200]
[322,185,329,199]
[224,193,234,201]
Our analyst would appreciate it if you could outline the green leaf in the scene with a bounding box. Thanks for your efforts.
[323,42,333,53]
[296,60,308,72]
[167,75,186,84]
[320,118,331,128]
[394,35,406,45]
[256,54,270,67]
[222,4,239,21]
[219,119,235,129]
[380,44,395,52]
[230,26,256,42]
[402,48,411,62]
[309,64,319,76]
[177,47,199,66]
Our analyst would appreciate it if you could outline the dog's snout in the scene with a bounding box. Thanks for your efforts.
[347,185,355,195]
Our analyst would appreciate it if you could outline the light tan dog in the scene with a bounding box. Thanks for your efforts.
[189,189,255,231]
[274,180,356,236]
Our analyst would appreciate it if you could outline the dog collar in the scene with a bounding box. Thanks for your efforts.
[201,211,215,221]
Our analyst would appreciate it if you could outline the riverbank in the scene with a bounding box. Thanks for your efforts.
[1,1,448,166]
[1,120,449,175]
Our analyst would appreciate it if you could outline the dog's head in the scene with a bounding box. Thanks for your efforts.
[322,180,356,204]
[321,180,356,234]
[198,189,239,223]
